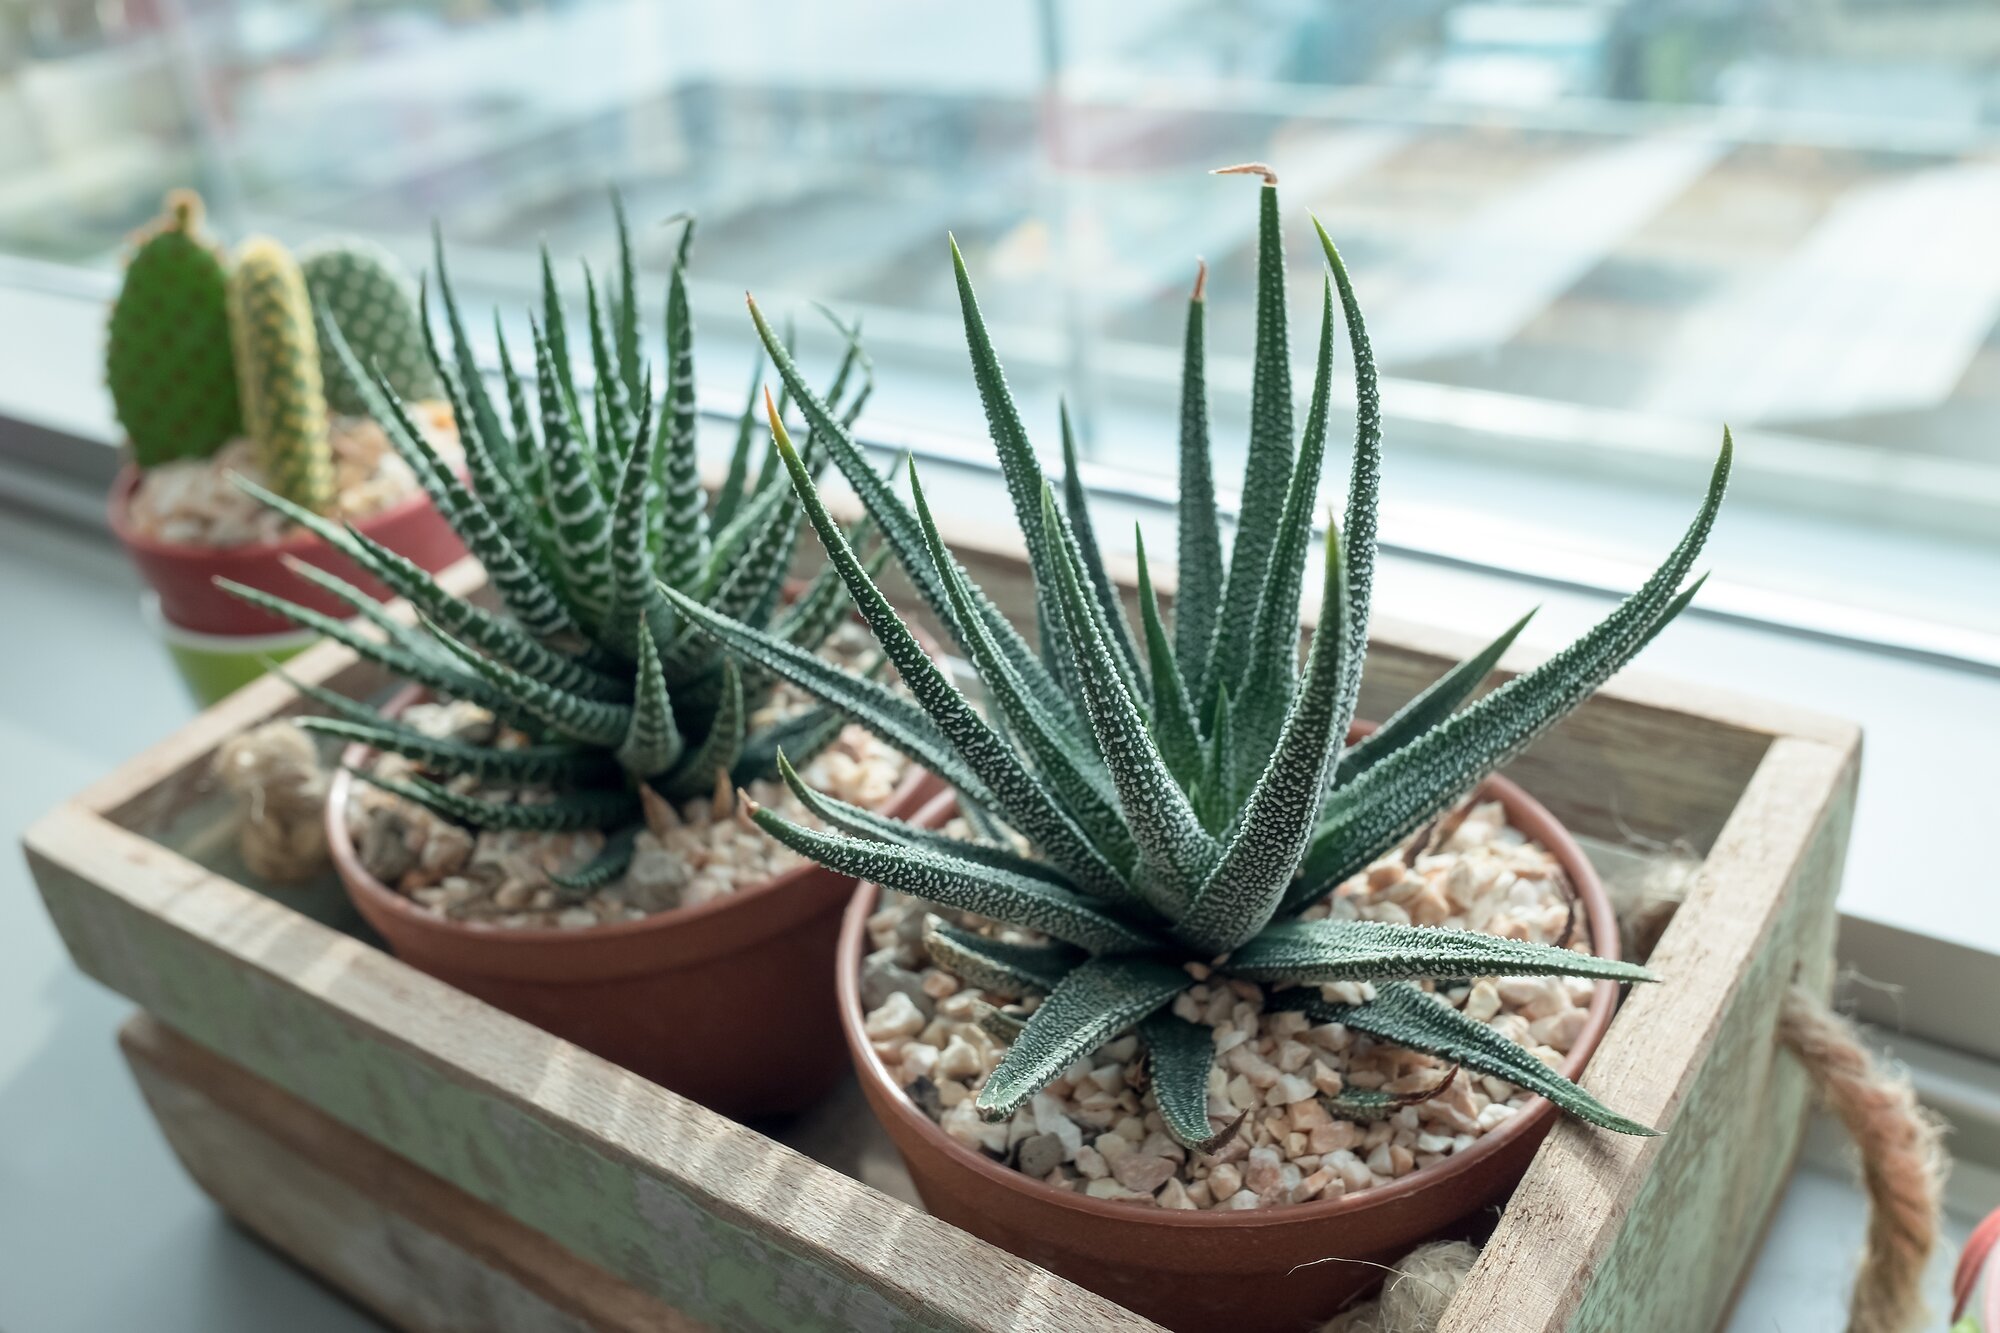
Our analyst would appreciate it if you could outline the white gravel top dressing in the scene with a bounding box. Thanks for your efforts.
[860,800,1602,1211]
[127,402,458,547]
[346,627,909,929]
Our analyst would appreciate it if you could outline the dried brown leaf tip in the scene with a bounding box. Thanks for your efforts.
[1192,257,1209,302]
[1211,161,1279,186]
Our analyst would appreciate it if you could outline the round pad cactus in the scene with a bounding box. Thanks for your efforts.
[106,189,244,467]
[300,238,440,415]
[229,237,334,513]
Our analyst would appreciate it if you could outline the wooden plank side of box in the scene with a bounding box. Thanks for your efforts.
[1439,731,1859,1333]
[120,1012,693,1333]
[25,808,1159,1333]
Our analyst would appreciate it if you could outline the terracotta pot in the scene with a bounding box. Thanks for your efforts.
[328,688,946,1120]
[108,464,466,636]
[838,767,1625,1333]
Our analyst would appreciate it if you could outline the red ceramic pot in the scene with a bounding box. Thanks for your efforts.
[327,688,947,1120]
[839,769,1626,1333]
[108,464,466,636]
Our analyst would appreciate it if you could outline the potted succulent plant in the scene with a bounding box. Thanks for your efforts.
[104,189,464,641]
[222,200,941,1117]
[670,170,1732,1329]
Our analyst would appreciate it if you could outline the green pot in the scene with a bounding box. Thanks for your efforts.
[142,592,318,707]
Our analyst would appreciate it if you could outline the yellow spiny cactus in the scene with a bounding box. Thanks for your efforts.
[229,237,333,513]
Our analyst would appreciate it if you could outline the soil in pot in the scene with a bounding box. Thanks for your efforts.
[111,403,467,635]
[330,625,943,1118]
[838,782,1624,1333]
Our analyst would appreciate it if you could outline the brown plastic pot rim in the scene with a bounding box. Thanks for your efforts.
[108,462,443,560]
[839,770,1624,1233]
[326,684,937,949]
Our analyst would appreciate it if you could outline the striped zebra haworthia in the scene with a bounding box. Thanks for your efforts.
[224,193,884,891]
[685,169,1733,1143]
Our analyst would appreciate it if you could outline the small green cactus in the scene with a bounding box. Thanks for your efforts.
[106,189,244,467]
[300,238,440,415]
[229,237,335,513]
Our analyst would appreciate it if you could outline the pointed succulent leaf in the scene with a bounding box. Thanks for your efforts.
[1174,522,1350,954]
[1134,529,1203,787]
[1322,1068,1460,1123]
[582,263,635,450]
[318,303,576,639]
[492,318,544,502]
[1272,982,1655,1135]
[772,750,1070,887]
[1043,486,1217,910]
[1295,437,1731,906]
[1174,262,1224,704]
[910,465,1133,876]
[713,356,765,530]
[660,659,742,798]
[1237,276,1336,764]
[425,616,634,748]
[1209,172,1294,695]
[216,579,518,722]
[653,263,708,585]
[1059,402,1144,688]
[975,956,1188,1121]
[428,225,512,480]
[661,582,997,809]
[412,289,539,554]
[530,319,613,621]
[922,917,1084,998]
[744,294,1076,733]
[1335,610,1534,786]
[550,825,638,896]
[230,475,622,701]
[537,246,587,442]
[604,378,671,656]
[296,716,606,785]
[609,190,644,398]
[1197,683,1235,831]
[768,399,1132,900]
[1314,217,1383,693]
[615,618,683,777]
[749,807,1156,955]
[730,699,847,786]
[1223,918,1654,985]
[357,768,637,833]
[1138,1013,1238,1152]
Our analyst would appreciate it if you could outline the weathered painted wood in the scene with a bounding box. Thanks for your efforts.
[23,530,1859,1333]
[27,804,1160,1333]
[1438,733,1859,1333]
[121,1012,695,1333]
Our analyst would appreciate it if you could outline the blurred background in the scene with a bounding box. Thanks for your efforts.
[4,0,1999,639]
[3,6,1999,1329]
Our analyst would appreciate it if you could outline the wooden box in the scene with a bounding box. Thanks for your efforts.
[23,552,1859,1333]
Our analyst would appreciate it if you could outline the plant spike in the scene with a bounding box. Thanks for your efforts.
[1314,217,1385,696]
[743,293,1079,737]
[1043,485,1216,912]
[759,393,1133,901]
[1133,528,1203,788]
[609,188,644,398]
[720,176,1712,1148]
[228,196,839,873]
[1059,401,1144,688]
[1174,518,1350,954]
[1335,609,1534,787]
[654,261,708,585]
[1207,165,1293,696]
[1233,274,1337,783]
[1173,260,1224,704]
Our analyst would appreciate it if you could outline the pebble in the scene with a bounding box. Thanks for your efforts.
[348,627,908,930]
[864,798,1601,1212]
